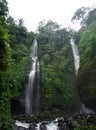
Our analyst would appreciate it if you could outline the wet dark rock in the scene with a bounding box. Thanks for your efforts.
[58,119,68,130]
[13,113,96,130]
[29,123,37,130]
[58,123,68,130]
[68,117,77,128]
[40,122,47,130]
[67,120,77,129]
[57,116,78,130]
[13,126,27,130]
[87,114,96,124]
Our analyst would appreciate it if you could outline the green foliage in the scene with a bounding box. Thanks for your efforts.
[0,0,35,129]
[75,119,96,130]
[75,124,96,130]
[12,44,28,62]
[6,15,35,99]
[0,0,8,25]
[0,70,11,123]
[85,8,96,25]
[76,8,96,110]
[38,21,79,113]
[0,1,13,129]
[0,2,96,129]
[7,19,27,46]
[38,20,60,45]
[0,25,11,70]
[40,45,78,112]
[71,7,90,25]
[7,16,35,49]
[8,57,28,98]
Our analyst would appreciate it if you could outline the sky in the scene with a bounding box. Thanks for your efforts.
[7,0,96,32]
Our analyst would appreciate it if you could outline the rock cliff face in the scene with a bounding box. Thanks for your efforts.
[77,57,96,111]
[76,20,96,111]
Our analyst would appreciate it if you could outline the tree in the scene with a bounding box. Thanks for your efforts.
[76,8,96,111]
[38,20,79,113]
[71,7,90,25]
[18,18,24,26]
[38,20,60,44]
[0,0,12,129]
[0,0,8,24]
[84,8,96,25]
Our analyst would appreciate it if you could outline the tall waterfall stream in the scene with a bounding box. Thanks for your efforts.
[70,39,94,114]
[25,39,40,114]
[14,39,95,130]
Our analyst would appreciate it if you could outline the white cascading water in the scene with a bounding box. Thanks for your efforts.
[70,39,80,76]
[36,120,58,130]
[34,60,40,113]
[70,39,94,114]
[15,39,59,130]
[15,120,59,130]
[46,123,58,130]
[25,39,38,114]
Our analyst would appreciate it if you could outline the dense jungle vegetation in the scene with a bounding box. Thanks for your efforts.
[74,8,96,111]
[0,0,35,129]
[0,0,96,129]
[37,20,79,113]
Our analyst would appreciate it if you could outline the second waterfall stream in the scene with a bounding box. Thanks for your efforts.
[25,39,40,114]
[70,39,94,114]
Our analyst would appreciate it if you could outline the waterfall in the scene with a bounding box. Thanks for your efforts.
[14,39,95,130]
[34,60,40,113]
[70,39,95,114]
[25,39,40,114]
[70,39,80,76]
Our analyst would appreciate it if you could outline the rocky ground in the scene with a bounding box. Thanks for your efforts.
[13,113,96,130]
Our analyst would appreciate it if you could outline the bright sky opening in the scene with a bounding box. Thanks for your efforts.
[7,0,96,32]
